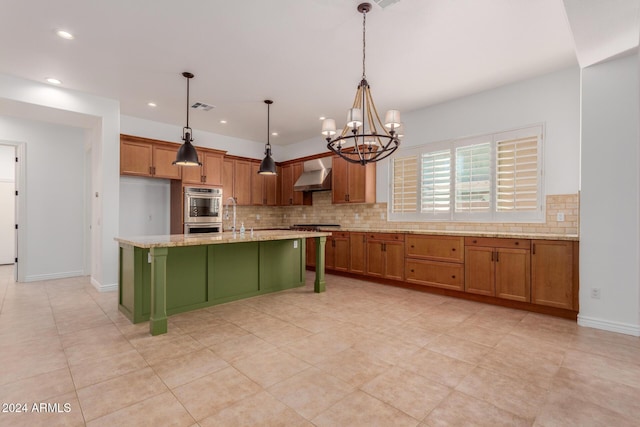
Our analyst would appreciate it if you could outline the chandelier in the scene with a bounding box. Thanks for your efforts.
[173,71,201,167]
[322,2,403,165]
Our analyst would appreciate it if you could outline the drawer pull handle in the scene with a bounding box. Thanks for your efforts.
[452,248,456,251]
[515,242,519,245]
[451,275,456,279]
[472,239,477,244]
[410,269,414,273]
[410,245,415,248]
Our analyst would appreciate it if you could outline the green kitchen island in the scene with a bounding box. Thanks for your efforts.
[115,230,330,335]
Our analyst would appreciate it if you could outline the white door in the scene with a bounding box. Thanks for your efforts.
[0,181,15,264]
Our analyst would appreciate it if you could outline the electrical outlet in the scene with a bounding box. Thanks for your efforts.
[380,212,385,220]
[591,288,601,299]
[293,240,298,249]
[557,212,565,222]
[256,214,261,220]
[303,214,306,219]
[355,213,359,219]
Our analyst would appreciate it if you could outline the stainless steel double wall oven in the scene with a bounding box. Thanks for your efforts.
[183,187,223,234]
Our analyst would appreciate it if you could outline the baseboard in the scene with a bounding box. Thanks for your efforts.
[577,314,640,337]
[24,270,84,282]
[91,276,118,293]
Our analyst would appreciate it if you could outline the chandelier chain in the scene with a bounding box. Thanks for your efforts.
[362,10,367,80]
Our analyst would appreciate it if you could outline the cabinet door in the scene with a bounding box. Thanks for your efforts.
[306,237,316,268]
[331,156,349,203]
[366,240,385,278]
[281,164,294,205]
[531,240,575,309]
[264,172,278,206]
[120,140,153,176]
[153,144,182,179]
[251,162,264,205]
[181,163,202,184]
[384,240,405,281]
[333,234,350,272]
[495,248,530,302]
[202,152,223,186]
[222,158,234,201]
[325,237,336,270]
[349,232,366,274]
[234,160,252,205]
[347,161,367,203]
[465,246,495,296]
[291,162,305,205]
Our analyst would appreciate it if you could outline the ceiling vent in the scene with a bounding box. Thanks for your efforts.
[373,0,400,8]
[191,102,215,111]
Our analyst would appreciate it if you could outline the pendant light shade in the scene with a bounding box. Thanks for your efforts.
[258,100,277,175]
[173,72,202,167]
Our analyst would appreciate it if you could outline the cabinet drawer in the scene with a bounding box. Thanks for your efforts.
[330,231,350,239]
[405,259,464,291]
[367,233,404,242]
[465,237,530,249]
[405,235,464,263]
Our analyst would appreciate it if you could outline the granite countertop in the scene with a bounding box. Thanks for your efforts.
[324,227,579,241]
[115,230,332,249]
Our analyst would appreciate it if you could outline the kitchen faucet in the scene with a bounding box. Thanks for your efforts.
[224,197,237,233]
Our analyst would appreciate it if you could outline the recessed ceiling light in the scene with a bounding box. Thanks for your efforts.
[45,77,62,85]
[319,116,326,120]
[219,120,227,124]
[271,132,278,136]
[56,30,74,40]
[147,102,157,107]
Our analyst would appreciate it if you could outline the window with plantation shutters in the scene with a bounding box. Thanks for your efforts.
[496,135,538,211]
[388,124,544,222]
[421,150,451,213]
[392,155,418,213]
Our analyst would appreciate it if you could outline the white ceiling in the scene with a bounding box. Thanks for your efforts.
[0,0,638,146]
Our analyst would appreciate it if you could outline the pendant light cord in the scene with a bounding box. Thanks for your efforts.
[185,76,190,129]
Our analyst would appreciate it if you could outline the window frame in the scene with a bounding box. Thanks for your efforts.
[388,124,544,223]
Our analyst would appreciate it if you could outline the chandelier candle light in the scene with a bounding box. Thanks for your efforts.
[173,71,202,167]
[322,2,403,165]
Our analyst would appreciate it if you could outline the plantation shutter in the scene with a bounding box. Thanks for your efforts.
[392,155,418,213]
[496,135,539,211]
[455,142,491,212]
[421,150,451,213]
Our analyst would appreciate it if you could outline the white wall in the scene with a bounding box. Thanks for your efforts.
[119,176,171,236]
[579,52,640,336]
[0,117,86,280]
[0,73,120,290]
[0,144,15,264]
[284,67,581,202]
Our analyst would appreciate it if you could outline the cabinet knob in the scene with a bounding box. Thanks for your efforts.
[410,269,414,273]
[515,241,519,245]
[452,275,456,279]
[410,245,415,248]
[472,239,477,244]
[452,248,456,251]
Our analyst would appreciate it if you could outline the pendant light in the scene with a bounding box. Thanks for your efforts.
[321,2,402,165]
[258,99,277,175]
[173,72,202,167]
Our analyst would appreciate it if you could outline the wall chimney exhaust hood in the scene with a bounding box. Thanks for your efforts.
[293,157,332,192]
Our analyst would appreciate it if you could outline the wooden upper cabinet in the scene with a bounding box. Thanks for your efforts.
[331,155,375,204]
[153,144,182,179]
[120,136,182,179]
[222,158,252,205]
[121,139,153,176]
[280,162,310,206]
[531,240,577,310]
[251,162,279,206]
[181,150,224,185]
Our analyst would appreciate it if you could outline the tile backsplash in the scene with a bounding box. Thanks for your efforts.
[225,192,579,236]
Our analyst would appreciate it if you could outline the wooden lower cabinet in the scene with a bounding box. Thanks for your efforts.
[405,259,464,290]
[531,240,576,310]
[365,233,404,281]
[349,232,366,274]
[465,238,531,302]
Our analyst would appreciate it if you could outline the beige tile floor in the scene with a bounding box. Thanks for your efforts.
[0,264,639,426]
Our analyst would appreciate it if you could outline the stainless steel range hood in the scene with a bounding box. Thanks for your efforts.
[293,157,332,192]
